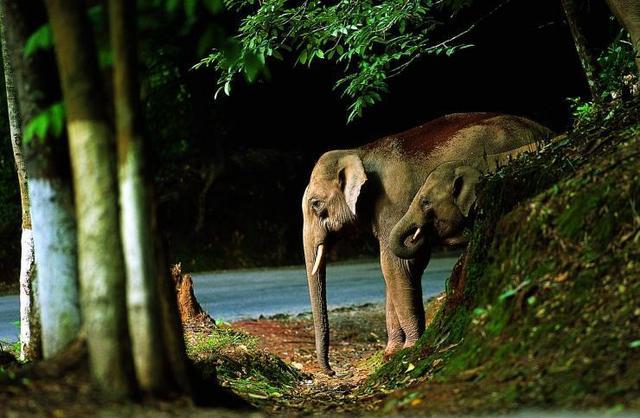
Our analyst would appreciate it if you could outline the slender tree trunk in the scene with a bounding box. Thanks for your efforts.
[0,0,80,360]
[0,8,39,361]
[44,0,135,397]
[109,0,189,394]
[561,0,602,102]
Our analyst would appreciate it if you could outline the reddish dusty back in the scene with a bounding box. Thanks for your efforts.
[362,113,500,156]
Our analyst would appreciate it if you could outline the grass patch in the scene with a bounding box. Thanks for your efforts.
[186,324,303,403]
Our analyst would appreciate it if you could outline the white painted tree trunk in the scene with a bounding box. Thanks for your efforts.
[0,7,41,360]
[45,0,136,396]
[18,228,37,359]
[110,0,190,393]
[67,120,135,396]
[120,150,167,390]
[29,178,80,357]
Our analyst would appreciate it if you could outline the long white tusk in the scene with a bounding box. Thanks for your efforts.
[311,244,325,276]
[411,228,422,242]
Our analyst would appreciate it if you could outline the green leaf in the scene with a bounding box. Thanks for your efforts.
[23,102,66,144]
[473,307,488,317]
[23,25,52,57]
[49,103,65,138]
[24,5,109,57]
[499,289,516,301]
[315,49,324,59]
[630,340,640,349]
[298,50,308,65]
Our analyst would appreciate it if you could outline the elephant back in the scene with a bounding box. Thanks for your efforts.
[361,112,501,159]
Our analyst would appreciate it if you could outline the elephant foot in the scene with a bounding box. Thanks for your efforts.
[383,341,404,360]
[321,367,336,376]
[403,337,419,349]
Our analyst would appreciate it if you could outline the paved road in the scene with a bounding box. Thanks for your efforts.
[0,256,459,342]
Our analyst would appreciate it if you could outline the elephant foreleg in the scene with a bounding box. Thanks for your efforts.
[380,245,430,348]
[383,286,405,357]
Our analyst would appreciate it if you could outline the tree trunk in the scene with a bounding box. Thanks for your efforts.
[0,0,80,360]
[0,7,39,362]
[109,0,189,394]
[44,0,135,398]
[561,0,602,102]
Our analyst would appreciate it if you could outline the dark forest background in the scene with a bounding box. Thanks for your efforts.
[0,1,618,279]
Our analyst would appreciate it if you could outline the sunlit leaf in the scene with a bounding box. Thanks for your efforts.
[23,102,66,144]
[23,25,52,57]
[298,50,307,65]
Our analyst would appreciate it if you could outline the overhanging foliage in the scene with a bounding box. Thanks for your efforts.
[196,0,487,122]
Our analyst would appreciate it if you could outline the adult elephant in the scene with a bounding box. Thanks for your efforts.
[389,143,540,260]
[302,113,552,374]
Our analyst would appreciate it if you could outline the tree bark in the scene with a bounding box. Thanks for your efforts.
[0,6,39,362]
[109,0,189,394]
[0,0,80,360]
[561,0,602,102]
[44,0,135,397]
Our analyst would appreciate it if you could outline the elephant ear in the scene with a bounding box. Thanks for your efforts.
[452,165,482,217]
[338,154,367,216]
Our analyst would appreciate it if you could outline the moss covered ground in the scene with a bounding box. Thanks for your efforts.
[364,99,640,415]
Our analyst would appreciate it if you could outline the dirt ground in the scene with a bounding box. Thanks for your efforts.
[232,305,388,414]
[226,298,446,415]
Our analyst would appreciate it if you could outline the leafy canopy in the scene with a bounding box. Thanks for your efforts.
[196,0,475,122]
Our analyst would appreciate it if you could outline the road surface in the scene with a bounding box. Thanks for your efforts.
[0,256,459,342]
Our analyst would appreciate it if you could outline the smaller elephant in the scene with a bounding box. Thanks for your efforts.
[389,143,538,259]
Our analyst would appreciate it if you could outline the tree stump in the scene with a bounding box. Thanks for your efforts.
[170,263,215,326]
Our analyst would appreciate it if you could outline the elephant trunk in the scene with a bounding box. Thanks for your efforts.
[389,210,427,260]
[303,230,333,374]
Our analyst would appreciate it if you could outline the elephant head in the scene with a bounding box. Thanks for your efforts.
[302,150,367,373]
[389,161,481,259]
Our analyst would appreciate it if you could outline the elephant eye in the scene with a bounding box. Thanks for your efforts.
[420,197,431,207]
[310,198,324,214]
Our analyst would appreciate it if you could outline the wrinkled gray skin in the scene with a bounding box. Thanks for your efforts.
[302,113,552,373]
[389,143,541,260]
[606,0,640,73]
